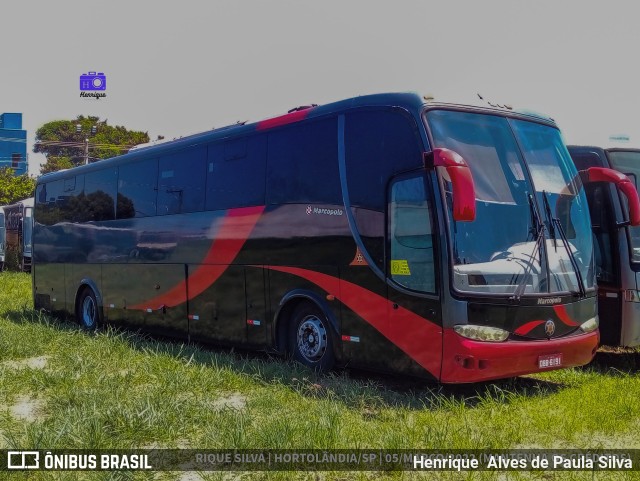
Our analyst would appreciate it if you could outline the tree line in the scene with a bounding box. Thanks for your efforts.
[0,115,149,205]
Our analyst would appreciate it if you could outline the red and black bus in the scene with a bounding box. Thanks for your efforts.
[32,93,640,382]
[568,145,640,346]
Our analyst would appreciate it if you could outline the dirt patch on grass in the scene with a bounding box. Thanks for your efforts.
[210,393,247,411]
[2,355,49,370]
[142,438,191,449]
[177,472,204,481]
[577,428,640,449]
[8,395,46,422]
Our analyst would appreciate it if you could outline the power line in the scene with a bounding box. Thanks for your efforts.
[34,140,137,150]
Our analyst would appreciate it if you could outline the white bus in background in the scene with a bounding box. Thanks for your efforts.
[4,197,34,272]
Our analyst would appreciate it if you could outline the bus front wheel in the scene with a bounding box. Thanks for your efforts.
[76,288,100,331]
[289,303,335,372]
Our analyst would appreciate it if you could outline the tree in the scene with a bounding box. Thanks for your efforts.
[0,168,36,205]
[34,115,149,174]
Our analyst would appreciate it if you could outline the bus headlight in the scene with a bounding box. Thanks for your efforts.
[579,316,599,333]
[454,324,509,342]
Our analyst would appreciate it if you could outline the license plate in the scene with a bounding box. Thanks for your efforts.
[538,353,562,369]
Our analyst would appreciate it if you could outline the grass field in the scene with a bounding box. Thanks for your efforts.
[1,272,640,480]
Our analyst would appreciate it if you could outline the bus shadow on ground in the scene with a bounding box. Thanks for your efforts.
[8,309,566,411]
[582,348,640,376]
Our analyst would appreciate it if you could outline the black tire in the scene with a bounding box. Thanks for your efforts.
[76,288,101,331]
[288,303,335,372]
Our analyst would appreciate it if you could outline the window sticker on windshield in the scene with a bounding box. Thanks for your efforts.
[391,260,411,276]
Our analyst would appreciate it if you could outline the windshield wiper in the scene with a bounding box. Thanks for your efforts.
[541,190,586,297]
[541,189,557,250]
[511,195,547,301]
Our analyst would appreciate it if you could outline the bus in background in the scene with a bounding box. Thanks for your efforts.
[568,145,640,346]
[31,93,640,383]
[5,197,33,272]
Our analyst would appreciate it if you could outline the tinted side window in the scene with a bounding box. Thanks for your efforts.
[158,147,206,215]
[85,168,117,221]
[266,118,340,204]
[61,175,86,222]
[206,136,266,210]
[346,110,423,209]
[117,159,158,218]
[389,174,436,293]
[569,151,603,171]
[585,183,615,284]
[36,180,65,225]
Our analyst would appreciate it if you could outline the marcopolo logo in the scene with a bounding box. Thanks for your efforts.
[537,297,562,305]
[306,206,344,216]
[79,71,107,99]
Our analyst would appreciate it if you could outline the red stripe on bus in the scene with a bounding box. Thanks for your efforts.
[256,109,310,131]
[513,320,545,336]
[265,265,441,377]
[130,205,265,310]
[553,304,579,327]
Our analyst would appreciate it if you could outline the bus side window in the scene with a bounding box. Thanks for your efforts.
[85,169,117,221]
[266,118,340,205]
[389,175,436,293]
[158,147,206,215]
[117,158,158,218]
[345,110,424,210]
[35,180,65,225]
[206,136,267,210]
[62,175,86,222]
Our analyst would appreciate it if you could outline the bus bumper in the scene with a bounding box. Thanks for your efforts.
[440,328,599,383]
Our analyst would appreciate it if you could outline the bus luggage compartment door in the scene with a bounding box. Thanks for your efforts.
[102,263,188,339]
[187,264,259,346]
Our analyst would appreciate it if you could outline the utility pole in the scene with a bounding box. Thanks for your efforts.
[77,123,97,165]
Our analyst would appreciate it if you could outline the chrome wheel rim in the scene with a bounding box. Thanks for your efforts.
[296,315,327,362]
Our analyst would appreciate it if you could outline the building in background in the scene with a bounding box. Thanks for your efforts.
[0,113,27,175]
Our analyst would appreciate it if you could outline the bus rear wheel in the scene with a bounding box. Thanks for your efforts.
[289,303,335,372]
[76,288,100,331]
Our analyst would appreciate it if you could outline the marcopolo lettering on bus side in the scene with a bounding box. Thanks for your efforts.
[537,297,562,305]
[306,206,344,216]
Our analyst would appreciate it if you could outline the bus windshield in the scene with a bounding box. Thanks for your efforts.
[607,150,640,262]
[426,109,595,296]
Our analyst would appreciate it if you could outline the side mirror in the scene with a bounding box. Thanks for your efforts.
[580,167,640,226]
[424,148,476,222]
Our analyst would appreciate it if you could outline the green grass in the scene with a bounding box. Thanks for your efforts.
[1,272,640,480]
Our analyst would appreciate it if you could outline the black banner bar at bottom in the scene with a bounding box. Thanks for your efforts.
[1,449,639,472]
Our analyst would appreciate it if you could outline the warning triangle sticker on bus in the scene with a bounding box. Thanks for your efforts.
[349,247,368,266]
